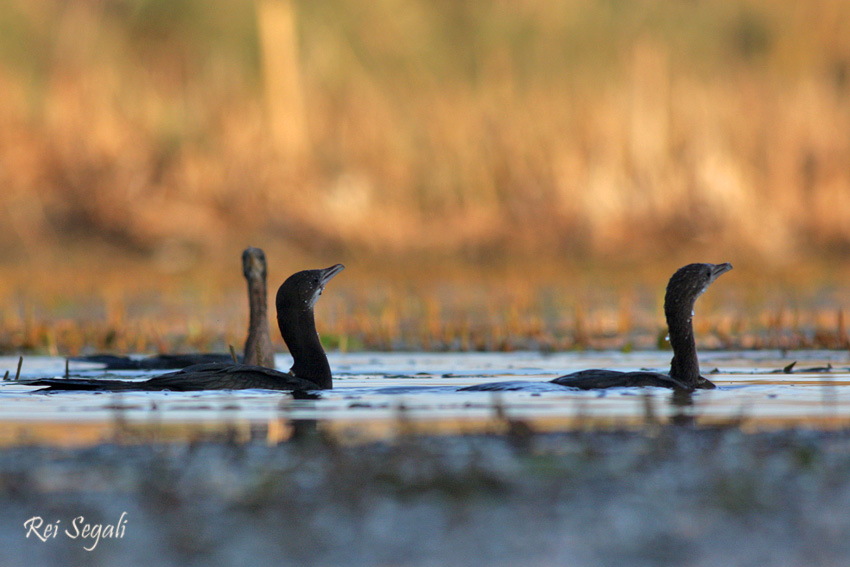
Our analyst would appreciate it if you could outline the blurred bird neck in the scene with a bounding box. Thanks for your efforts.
[244,274,274,368]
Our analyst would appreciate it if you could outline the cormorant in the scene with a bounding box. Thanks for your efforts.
[70,247,276,370]
[28,264,344,392]
[241,247,275,368]
[461,262,732,392]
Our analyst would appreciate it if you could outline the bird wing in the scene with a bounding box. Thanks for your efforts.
[142,363,321,391]
[552,369,690,390]
[24,363,322,392]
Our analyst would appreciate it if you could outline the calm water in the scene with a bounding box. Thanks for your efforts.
[2,350,850,444]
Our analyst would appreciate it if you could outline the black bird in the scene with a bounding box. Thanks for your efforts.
[70,247,276,370]
[461,263,732,392]
[28,265,344,392]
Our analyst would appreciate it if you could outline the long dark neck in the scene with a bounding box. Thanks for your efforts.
[278,307,332,389]
[665,299,700,387]
[243,274,274,368]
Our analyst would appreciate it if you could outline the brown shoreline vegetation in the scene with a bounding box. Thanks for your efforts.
[1,1,849,262]
[1,1,850,354]
[2,259,850,355]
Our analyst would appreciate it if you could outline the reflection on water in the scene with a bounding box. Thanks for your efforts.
[2,350,850,446]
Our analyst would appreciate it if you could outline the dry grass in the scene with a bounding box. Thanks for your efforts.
[1,256,850,355]
[0,0,849,265]
[1,1,850,353]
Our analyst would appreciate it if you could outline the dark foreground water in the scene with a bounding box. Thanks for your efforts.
[2,428,850,567]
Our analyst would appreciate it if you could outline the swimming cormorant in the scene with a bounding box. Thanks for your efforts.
[461,262,732,392]
[28,264,344,392]
[70,247,276,370]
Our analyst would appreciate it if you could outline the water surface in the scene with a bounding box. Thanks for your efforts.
[2,350,850,445]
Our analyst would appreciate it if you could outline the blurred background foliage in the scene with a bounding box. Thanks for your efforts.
[1,0,849,353]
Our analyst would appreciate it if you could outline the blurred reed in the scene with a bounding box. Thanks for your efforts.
[257,0,307,159]
[0,1,849,354]
[0,0,848,266]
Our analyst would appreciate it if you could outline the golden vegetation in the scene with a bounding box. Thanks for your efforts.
[1,259,849,355]
[1,0,849,263]
[0,1,849,353]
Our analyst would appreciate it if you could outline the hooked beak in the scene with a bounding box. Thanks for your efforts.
[709,262,733,281]
[319,264,345,286]
[306,264,345,308]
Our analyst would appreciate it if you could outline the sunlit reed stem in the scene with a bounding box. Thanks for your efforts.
[256,0,308,159]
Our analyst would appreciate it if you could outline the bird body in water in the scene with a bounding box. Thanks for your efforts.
[462,263,732,392]
[66,353,236,371]
[29,264,344,392]
[35,363,320,392]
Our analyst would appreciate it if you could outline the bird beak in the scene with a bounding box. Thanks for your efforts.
[710,263,733,281]
[319,264,345,286]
